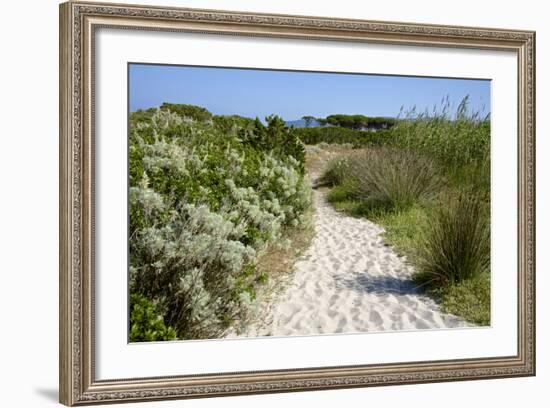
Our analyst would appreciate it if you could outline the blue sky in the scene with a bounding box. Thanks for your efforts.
[129,63,490,120]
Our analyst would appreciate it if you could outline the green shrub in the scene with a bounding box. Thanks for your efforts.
[129,197,259,339]
[128,106,311,340]
[160,102,213,122]
[213,114,256,134]
[129,294,177,342]
[248,116,306,173]
[414,190,490,288]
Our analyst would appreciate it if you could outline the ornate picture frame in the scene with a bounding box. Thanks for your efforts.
[59,1,535,405]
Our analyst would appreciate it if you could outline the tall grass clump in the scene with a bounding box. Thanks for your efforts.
[322,147,441,214]
[349,147,442,211]
[318,156,351,187]
[414,190,490,288]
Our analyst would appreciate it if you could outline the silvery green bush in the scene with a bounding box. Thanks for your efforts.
[129,106,311,340]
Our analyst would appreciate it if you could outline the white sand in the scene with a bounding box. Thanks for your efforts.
[234,188,469,338]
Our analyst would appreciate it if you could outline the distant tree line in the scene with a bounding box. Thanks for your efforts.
[293,126,392,147]
[302,114,397,131]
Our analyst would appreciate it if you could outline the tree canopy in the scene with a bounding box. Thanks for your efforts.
[324,114,397,130]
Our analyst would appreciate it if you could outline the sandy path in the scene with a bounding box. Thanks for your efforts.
[235,192,469,338]
[228,148,469,338]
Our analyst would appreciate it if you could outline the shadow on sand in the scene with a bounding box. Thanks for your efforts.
[334,273,419,296]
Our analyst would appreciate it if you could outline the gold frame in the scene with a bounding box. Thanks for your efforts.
[59,1,536,405]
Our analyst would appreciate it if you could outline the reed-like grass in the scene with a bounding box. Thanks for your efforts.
[349,147,441,210]
[322,147,441,214]
[390,96,490,171]
[414,189,490,288]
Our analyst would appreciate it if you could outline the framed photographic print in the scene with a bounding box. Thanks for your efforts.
[59,1,536,405]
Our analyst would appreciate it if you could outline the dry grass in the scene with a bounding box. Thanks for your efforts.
[256,222,315,280]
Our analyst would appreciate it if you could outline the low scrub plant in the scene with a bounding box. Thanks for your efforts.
[129,294,178,342]
[129,105,311,340]
[437,274,491,326]
[159,102,213,122]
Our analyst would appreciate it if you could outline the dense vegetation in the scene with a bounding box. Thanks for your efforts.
[293,126,392,147]
[322,97,491,325]
[129,105,311,341]
[292,114,396,146]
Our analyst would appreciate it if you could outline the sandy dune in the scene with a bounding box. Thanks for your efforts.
[235,187,469,338]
